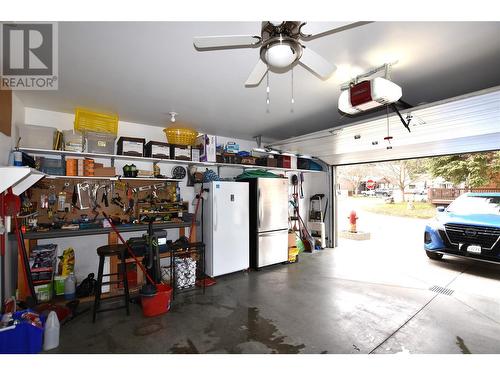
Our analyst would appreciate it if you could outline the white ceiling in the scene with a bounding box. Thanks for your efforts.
[15,21,500,142]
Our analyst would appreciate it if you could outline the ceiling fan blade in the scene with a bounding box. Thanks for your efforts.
[299,47,336,80]
[299,21,372,40]
[193,35,261,49]
[245,59,268,86]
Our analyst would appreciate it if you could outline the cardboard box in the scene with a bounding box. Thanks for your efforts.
[34,283,53,302]
[288,232,296,248]
[94,167,116,177]
[196,134,217,162]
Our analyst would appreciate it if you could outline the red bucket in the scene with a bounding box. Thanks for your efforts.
[141,284,172,317]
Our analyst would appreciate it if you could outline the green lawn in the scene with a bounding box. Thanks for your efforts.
[363,201,436,219]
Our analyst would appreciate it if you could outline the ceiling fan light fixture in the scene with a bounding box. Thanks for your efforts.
[262,39,301,69]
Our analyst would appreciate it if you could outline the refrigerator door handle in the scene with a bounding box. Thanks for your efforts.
[258,188,262,229]
[259,229,288,237]
[214,194,218,231]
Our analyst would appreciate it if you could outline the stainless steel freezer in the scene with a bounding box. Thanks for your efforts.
[243,177,289,269]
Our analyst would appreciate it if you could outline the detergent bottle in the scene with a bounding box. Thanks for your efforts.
[43,311,60,351]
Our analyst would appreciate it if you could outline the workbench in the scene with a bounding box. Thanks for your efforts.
[15,221,196,301]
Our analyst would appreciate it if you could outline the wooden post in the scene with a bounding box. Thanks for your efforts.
[108,231,119,295]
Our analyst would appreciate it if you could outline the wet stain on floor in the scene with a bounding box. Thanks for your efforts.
[456,336,471,354]
[170,339,200,354]
[203,305,305,354]
[134,322,164,336]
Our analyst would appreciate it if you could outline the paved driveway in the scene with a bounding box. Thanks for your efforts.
[336,196,500,353]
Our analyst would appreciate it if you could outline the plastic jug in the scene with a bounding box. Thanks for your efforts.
[43,311,60,351]
[64,273,76,300]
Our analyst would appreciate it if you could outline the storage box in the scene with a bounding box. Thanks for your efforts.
[34,283,53,302]
[297,158,323,171]
[117,136,145,156]
[256,157,278,167]
[63,130,84,152]
[17,124,57,150]
[0,310,45,354]
[239,156,257,165]
[53,275,67,296]
[277,155,291,169]
[85,131,116,154]
[30,244,57,284]
[171,144,192,160]
[94,167,116,177]
[191,147,200,162]
[195,134,217,162]
[145,141,171,159]
[37,156,65,176]
[225,141,239,154]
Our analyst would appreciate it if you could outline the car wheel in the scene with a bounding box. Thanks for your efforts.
[426,251,443,261]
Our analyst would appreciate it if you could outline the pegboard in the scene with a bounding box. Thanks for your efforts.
[27,178,180,225]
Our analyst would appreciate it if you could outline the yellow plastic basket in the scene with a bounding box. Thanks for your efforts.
[163,126,198,146]
[74,108,119,135]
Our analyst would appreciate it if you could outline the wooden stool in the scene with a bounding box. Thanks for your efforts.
[92,244,130,323]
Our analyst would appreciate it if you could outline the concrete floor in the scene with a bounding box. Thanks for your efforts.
[52,242,500,354]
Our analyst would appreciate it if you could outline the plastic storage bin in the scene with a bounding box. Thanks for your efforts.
[117,137,145,156]
[37,156,65,176]
[145,141,171,159]
[17,124,57,150]
[0,310,45,354]
[74,108,119,135]
[63,130,85,152]
[85,132,116,154]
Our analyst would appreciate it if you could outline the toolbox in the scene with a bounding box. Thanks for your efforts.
[145,141,171,159]
[117,136,146,157]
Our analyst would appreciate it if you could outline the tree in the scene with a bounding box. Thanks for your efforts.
[378,159,427,198]
[337,164,376,194]
[427,152,500,188]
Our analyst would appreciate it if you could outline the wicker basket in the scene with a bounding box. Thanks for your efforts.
[163,126,198,146]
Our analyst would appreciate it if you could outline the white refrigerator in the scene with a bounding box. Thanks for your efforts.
[203,181,249,277]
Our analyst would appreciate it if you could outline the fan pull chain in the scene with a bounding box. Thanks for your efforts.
[266,71,270,112]
[290,68,295,112]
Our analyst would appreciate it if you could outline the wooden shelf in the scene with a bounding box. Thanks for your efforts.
[18,147,325,173]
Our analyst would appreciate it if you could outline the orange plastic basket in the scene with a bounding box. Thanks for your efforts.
[74,108,119,135]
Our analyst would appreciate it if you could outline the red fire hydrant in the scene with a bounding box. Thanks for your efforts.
[348,210,358,233]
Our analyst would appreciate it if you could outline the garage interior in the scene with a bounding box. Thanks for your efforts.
[1,17,500,360]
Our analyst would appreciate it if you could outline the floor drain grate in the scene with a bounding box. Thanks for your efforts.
[429,285,454,295]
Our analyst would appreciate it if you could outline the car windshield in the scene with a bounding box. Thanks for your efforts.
[447,195,500,215]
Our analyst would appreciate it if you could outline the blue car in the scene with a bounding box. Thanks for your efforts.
[424,193,500,263]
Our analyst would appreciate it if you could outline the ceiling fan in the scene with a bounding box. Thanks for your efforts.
[193,21,370,86]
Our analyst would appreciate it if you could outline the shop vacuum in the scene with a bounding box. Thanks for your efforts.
[102,213,172,316]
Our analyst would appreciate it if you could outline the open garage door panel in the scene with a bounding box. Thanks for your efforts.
[267,86,500,165]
